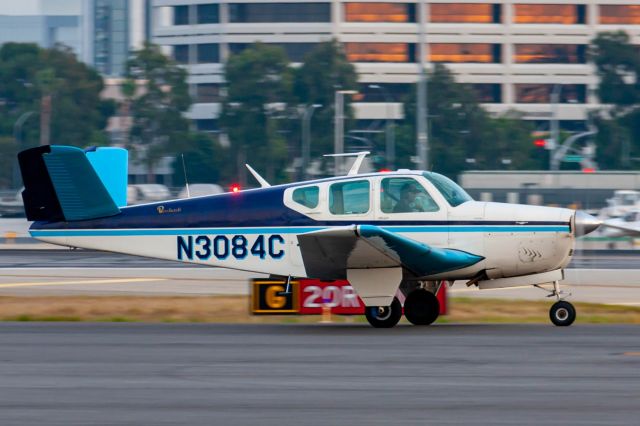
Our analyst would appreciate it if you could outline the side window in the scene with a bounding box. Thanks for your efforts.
[380,177,439,214]
[292,186,319,209]
[329,180,370,215]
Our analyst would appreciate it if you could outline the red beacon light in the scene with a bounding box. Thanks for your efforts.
[534,139,547,148]
[230,183,241,193]
[582,167,596,174]
[378,168,392,173]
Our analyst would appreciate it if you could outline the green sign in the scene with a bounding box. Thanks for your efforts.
[564,155,583,163]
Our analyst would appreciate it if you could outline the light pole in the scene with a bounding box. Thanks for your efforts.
[334,89,357,175]
[301,104,322,180]
[549,84,561,170]
[12,111,36,189]
[416,0,430,171]
[368,84,395,170]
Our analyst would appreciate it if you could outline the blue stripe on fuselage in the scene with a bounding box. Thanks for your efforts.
[30,225,570,237]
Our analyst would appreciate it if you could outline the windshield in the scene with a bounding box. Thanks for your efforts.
[422,172,473,207]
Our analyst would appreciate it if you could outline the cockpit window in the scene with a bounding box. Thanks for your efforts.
[422,172,472,207]
[329,180,370,215]
[380,177,439,214]
[292,186,319,209]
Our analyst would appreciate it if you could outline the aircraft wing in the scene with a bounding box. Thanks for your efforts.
[297,224,484,280]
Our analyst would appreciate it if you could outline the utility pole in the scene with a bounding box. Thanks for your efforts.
[301,104,322,180]
[13,111,36,188]
[334,90,357,175]
[416,0,429,170]
[368,84,395,169]
[40,93,51,146]
[36,68,56,147]
[549,84,561,170]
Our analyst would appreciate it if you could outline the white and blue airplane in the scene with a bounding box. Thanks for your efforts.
[18,146,600,328]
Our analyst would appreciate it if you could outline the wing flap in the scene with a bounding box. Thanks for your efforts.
[297,224,484,280]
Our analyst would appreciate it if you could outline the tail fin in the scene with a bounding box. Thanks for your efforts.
[18,145,121,222]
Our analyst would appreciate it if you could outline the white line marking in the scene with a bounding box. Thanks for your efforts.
[0,278,167,289]
[606,302,640,306]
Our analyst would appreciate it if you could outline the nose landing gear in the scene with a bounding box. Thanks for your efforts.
[536,280,576,327]
[549,300,576,326]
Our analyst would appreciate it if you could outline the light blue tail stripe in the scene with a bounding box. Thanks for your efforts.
[31,225,570,238]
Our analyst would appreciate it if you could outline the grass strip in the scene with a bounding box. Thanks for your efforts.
[0,295,639,324]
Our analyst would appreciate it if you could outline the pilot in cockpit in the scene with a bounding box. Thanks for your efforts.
[394,183,424,213]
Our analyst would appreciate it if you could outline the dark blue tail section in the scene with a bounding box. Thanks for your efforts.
[18,145,120,222]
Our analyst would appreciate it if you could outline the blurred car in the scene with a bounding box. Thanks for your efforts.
[0,189,25,217]
[178,183,224,199]
[127,184,172,205]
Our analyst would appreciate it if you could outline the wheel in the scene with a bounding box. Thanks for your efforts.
[549,301,576,327]
[365,297,402,328]
[404,289,440,326]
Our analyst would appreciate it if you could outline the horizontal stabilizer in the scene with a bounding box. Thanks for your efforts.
[297,224,483,280]
[19,145,120,222]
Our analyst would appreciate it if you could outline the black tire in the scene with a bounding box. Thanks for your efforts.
[549,301,576,326]
[404,289,440,326]
[365,297,402,328]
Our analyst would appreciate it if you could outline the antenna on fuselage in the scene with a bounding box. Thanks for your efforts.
[245,164,271,188]
[323,151,370,176]
[181,154,190,198]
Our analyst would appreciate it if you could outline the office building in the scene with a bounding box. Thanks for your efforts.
[0,0,151,76]
[151,1,640,133]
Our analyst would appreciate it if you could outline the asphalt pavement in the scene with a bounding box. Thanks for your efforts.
[1,248,638,269]
[1,250,640,303]
[0,323,637,426]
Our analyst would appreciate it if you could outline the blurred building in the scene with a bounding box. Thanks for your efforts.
[0,0,151,76]
[459,170,640,209]
[0,0,87,58]
[88,0,152,76]
[151,0,640,132]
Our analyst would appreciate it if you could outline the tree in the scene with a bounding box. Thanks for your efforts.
[589,31,640,169]
[172,132,228,186]
[0,43,115,188]
[396,64,540,177]
[220,43,293,184]
[589,31,640,108]
[125,43,192,181]
[293,40,358,167]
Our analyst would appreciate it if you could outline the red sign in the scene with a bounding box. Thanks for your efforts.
[298,279,365,315]
[251,278,448,315]
[298,279,448,315]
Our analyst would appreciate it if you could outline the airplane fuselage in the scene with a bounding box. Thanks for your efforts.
[30,171,575,282]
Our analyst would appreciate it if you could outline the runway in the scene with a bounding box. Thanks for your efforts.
[1,248,639,269]
[0,323,637,426]
[1,249,640,303]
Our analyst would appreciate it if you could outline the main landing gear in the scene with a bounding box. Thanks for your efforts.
[404,289,440,326]
[536,280,576,327]
[364,286,441,328]
[365,297,402,328]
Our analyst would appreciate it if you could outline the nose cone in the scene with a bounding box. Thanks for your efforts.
[574,211,601,236]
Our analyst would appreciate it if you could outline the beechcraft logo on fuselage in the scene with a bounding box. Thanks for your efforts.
[157,205,182,214]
